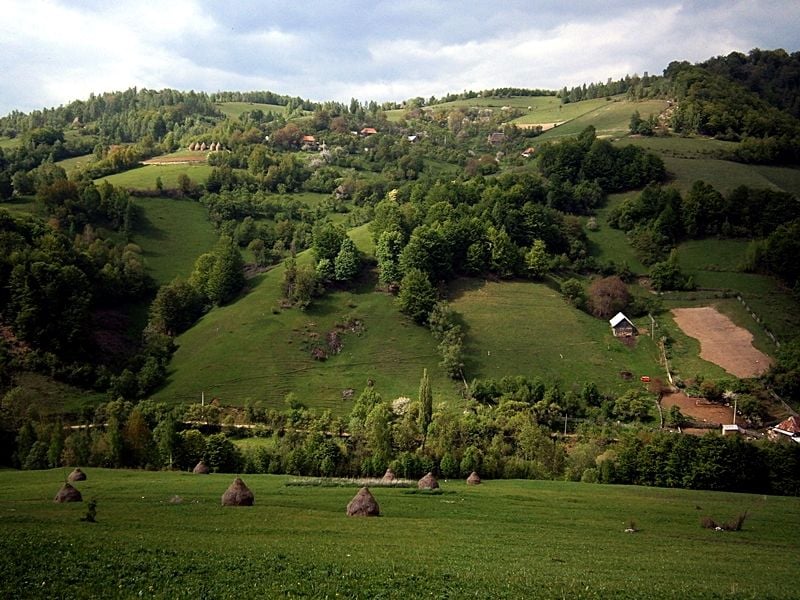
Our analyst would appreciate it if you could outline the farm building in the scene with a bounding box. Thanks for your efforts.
[301,135,318,150]
[487,132,506,144]
[768,415,800,443]
[360,127,377,136]
[521,147,536,158]
[609,312,638,337]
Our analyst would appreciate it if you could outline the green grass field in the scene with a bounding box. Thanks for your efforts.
[0,136,20,149]
[153,252,454,412]
[131,197,219,285]
[535,99,669,141]
[215,102,288,120]
[1,469,798,599]
[448,279,664,393]
[617,135,739,158]
[55,153,96,175]
[98,164,213,190]
[586,192,647,273]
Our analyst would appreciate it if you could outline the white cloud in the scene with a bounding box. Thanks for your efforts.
[0,0,797,114]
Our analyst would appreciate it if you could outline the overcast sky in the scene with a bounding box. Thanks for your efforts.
[1,0,798,116]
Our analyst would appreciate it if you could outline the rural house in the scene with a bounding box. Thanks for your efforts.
[768,415,800,443]
[609,312,637,337]
[487,132,506,144]
[360,127,377,136]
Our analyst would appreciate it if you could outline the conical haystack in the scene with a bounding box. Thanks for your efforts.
[54,482,82,503]
[418,472,439,490]
[68,468,87,482]
[193,460,210,474]
[466,471,482,485]
[221,477,254,506]
[346,487,380,517]
[381,468,396,483]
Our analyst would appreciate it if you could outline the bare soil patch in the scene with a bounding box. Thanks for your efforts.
[671,307,772,378]
[142,154,208,165]
[662,391,733,426]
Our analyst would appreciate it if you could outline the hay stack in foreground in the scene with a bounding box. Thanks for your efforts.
[193,461,210,474]
[68,468,87,482]
[221,477,254,506]
[54,482,82,503]
[466,471,481,485]
[381,468,396,483]
[418,472,439,490]
[346,487,380,517]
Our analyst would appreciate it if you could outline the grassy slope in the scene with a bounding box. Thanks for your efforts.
[449,279,663,393]
[535,99,669,141]
[98,164,212,189]
[1,469,798,599]
[130,197,219,285]
[215,102,287,119]
[154,231,453,411]
[54,153,96,175]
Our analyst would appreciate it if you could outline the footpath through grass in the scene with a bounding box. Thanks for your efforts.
[1,469,798,599]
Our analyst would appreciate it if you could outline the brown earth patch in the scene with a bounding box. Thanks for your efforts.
[142,154,208,165]
[662,392,733,426]
[671,307,772,378]
[515,121,565,131]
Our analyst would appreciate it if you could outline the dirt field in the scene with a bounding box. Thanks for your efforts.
[671,307,772,378]
[661,391,733,426]
[142,155,207,165]
[515,122,564,131]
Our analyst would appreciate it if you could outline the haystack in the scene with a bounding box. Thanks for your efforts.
[221,477,254,506]
[381,468,396,483]
[193,460,210,474]
[68,468,87,482]
[418,472,439,490]
[346,487,380,517]
[54,482,82,503]
[466,471,481,485]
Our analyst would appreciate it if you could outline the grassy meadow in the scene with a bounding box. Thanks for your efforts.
[448,279,664,393]
[1,469,798,599]
[98,164,213,190]
[535,99,669,141]
[153,254,455,412]
[215,101,288,119]
[130,196,219,285]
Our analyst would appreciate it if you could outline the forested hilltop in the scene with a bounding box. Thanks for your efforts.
[1,48,799,495]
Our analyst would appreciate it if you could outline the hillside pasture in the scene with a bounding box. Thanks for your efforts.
[535,99,669,141]
[97,163,213,190]
[448,279,661,393]
[586,192,647,274]
[674,239,800,343]
[1,469,798,599]
[215,102,287,120]
[54,153,96,175]
[154,256,454,413]
[130,197,218,285]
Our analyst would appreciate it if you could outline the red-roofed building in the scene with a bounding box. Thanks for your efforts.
[360,127,377,136]
[769,415,800,443]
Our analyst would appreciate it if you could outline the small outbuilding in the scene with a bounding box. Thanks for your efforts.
[68,468,87,482]
[418,472,439,490]
[221,477,254,506]
[609,312,638,337]
[466,471,482,485]
[54,482,82,503]
[346,487,380,517]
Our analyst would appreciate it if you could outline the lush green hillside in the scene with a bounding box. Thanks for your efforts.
[98,164,213,190]
[154,256,455,412]
[1,469,798,599]
[215,101,288,119]
[535,99,669,140]
[131,197,219,285]
[449,279,666,391]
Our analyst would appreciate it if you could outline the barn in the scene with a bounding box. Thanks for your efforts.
[609,312,637,337]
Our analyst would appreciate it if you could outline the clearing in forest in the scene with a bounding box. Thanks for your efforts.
[671,307,772,378]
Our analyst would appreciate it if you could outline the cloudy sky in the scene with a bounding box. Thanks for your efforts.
[1,0,798,115]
